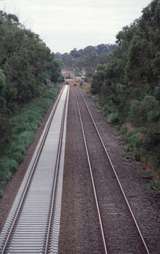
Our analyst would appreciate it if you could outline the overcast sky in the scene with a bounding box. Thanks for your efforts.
[0,0,152,53]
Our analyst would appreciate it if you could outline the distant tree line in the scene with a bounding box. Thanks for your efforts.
[0,11,61,144]
[91,0,160,179]
[55,44,116,76]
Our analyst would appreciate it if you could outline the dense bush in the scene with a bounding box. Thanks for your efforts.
[91,0,160,180]
[0,11,62,145]
[128,96,160,125]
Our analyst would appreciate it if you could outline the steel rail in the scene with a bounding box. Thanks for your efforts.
[0,86,65,254]
[44,87,69,254]
[76,96,108,254]
[79,90,150,254]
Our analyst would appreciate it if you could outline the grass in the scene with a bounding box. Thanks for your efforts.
[0,85,59,198]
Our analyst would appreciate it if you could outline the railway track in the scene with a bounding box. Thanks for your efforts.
[0,85,69,254]
[75,87,150,254]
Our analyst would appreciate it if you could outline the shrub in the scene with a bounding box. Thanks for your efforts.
[128,95,160,125]
[127,131,142,150]
[128,99,142,123]
[0,158,18,179]
[107,112,119,123]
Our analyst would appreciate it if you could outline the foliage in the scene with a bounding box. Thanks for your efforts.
[56,44,116,76]
[0,11,62,146]
[128,96,160,125]
[0,11,62,197]
[0,86,58,197]
[0,11,61,108]
[91,0,160,180]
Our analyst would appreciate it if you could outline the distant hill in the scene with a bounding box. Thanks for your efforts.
[55,44,116,76]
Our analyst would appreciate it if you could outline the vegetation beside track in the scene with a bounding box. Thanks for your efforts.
[0,10,63,148]
[0,11,64,198]
[91,0,160,189]
[0,86,59,198]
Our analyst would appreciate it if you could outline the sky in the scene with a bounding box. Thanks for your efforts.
[0,0,152,53]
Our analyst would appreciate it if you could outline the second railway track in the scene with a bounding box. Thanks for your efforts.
[0,85,69,254]
[75,87,150,254]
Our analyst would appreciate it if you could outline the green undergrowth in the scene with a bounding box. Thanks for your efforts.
[120,126,160,190]
[96,95,160,192]
[0,85,59,198]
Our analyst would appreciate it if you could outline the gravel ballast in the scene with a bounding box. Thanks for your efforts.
[59,87,104,254]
